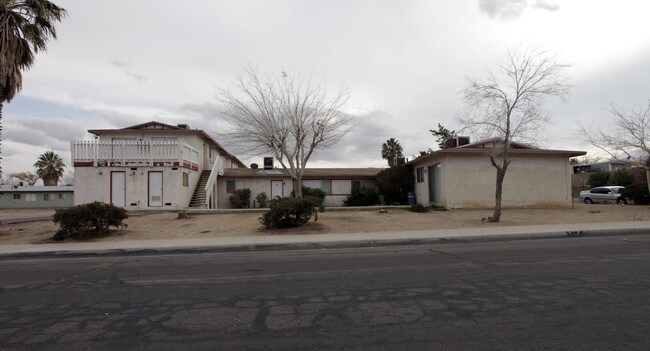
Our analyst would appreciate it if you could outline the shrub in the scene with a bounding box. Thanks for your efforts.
[621,182,650,205]
[588,170,609,187]
[302,186,326,201]
[229,188,251,208]
[255,192,269,208]
[259,196,323,229]
[52,202,128,241]
[344,186,379,206]
[376,166,414,205]
[610,169,634,187]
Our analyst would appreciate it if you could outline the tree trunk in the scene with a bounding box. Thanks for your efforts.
[0,102,3,179]
[294,177,303,198]
[490,168,506,222]
[646,167,650,197]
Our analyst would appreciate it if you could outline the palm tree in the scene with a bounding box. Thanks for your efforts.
[381,138,404,167]
[0,0,66,178]
[34,150,65,185]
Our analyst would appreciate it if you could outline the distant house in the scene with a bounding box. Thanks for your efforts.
[406,138,585,209]
[0,185,74,209]
[220,168,381,208]
[572,161,630,174]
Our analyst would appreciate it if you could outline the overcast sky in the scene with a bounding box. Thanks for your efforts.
[3,0,650,175]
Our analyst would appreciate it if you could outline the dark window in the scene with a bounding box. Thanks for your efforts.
[44,194,51,201]
[416,168,424,183]
[13,194,21,200]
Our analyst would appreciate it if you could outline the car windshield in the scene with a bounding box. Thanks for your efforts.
[612,188,620,194]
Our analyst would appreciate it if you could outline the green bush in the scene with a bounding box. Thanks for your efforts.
[259,196,323,229]
[52,202,128,241]
[589,170,609,187]
[255,192,269,208]
[376,166,414,205]
[610,169,634,187]
[621,182,650,205]
[229,188,251,208]
[344,187,379,206]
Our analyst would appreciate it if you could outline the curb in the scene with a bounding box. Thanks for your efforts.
[2,227,650,260]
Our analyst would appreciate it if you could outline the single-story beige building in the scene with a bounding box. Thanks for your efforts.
[218,168,381,208]
[406,138,586,209]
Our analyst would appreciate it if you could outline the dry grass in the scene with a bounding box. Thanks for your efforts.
[1,204,649,245]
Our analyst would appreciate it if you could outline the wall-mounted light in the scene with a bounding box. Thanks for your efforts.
[98,170,103,175]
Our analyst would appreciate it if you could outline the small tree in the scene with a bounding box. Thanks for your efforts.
[381,138,404,167]
[459,47,570,222]
[430,123,457,149]
[578,98,650,196]
[8,171,38,184]
[376,166,414,204]
[218,66,353,198]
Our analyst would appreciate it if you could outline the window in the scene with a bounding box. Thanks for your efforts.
[25,194,36,202]
[44,194,52,201]
[58,193,66,199]
[182,172,189,187]
[226,180,245,193]
[351,180,376,192]
[416,167,424,183]
[303,180,331,195]
[13,194,21,200]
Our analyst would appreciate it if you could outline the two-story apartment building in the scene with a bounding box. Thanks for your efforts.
[72,121,245,210]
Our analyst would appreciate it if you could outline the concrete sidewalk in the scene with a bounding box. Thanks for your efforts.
[2,220,650,260]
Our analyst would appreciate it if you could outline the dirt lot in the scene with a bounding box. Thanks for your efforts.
[1,204,649,245]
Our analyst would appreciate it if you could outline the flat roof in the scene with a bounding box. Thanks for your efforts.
[223,168,382,180]
[0,186,74,192]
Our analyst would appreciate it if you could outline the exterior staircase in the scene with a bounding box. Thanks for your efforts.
[189,170,211,208]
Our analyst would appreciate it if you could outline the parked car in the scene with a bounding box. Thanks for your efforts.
[579,186,627,204]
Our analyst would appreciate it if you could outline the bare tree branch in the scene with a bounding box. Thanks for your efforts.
[578,98,650,194]
[217,66,353,197]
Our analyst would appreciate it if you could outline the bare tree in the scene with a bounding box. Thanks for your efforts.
[578,99,650,193]
[459,47,570,222]
[218,66,353,197]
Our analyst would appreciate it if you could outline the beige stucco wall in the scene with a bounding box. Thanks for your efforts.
[413,154,573,209]
[74,166,200,210]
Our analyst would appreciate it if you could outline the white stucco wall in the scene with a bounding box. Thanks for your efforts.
[413,154,573,209]
[217,177,294,208]
[74,166,200,210]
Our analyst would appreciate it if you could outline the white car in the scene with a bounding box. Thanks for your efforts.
[579,186,627,204]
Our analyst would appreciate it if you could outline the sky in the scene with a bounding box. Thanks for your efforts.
[3,0,650,176]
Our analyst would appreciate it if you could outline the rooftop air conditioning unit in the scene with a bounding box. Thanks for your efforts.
[177,124,190,129]
[263,157,274,169]
[456,136,470,146]
[395,157,406,166]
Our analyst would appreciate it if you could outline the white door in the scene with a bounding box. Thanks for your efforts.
[271,180,283,199]
[149,171,163,207]
[111,172,126,207]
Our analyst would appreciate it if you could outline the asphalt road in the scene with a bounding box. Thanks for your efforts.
[1,234,650,350]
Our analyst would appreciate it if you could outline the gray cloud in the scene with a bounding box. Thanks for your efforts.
[6,117,87,150]
[478,0,559,20]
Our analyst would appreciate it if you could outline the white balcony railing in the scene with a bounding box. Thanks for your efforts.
[71,140,200,168]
